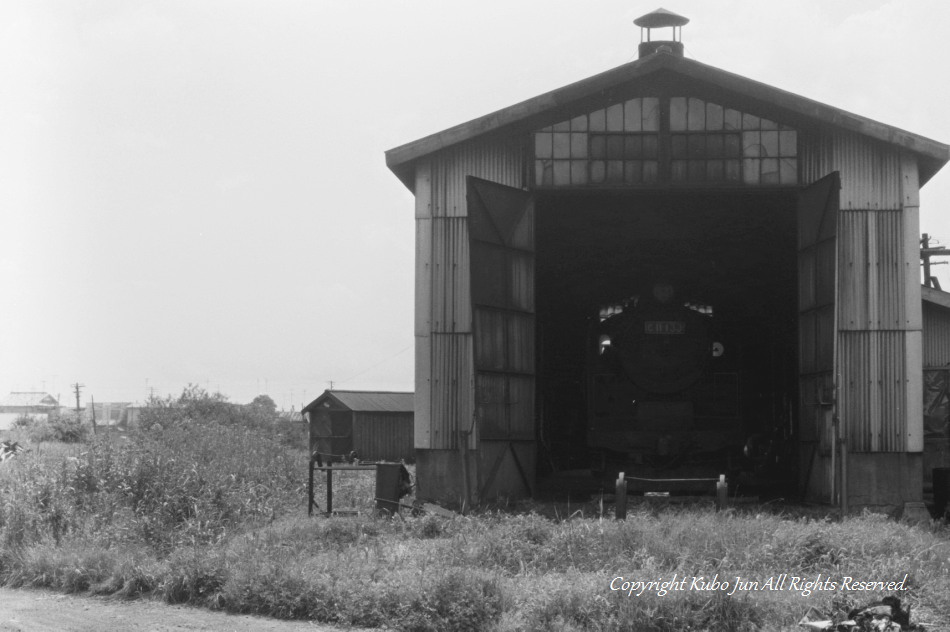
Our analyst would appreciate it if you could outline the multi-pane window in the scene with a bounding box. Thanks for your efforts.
[670,97,797,185]
[588,132,659,184]
[534,98,660,186]
[533,96,798,187]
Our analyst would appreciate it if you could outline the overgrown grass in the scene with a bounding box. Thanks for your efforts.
[2,421,949,630]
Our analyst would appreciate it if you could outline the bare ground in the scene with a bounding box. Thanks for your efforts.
[0,588,360,632]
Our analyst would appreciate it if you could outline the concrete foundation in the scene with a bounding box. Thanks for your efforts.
[846,452,923,510]
[800,448,922,513]
[415,449,477,508]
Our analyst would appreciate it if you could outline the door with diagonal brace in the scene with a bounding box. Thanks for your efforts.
[467,177,536,499]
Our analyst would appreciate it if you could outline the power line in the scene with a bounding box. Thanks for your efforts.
[334,343,413,387]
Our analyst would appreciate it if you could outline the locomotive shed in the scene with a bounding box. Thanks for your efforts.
[385,9,950,515]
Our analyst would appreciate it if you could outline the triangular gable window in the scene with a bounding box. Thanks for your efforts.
[534,97,797,187]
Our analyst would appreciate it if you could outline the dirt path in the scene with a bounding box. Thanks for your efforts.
[0,588,358,632]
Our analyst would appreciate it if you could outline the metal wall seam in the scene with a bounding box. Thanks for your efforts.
[431,217,471,333]
[840,331,866,452]
[798,129,832,186]
[838,211,905,331]
[905,330,923,452]
[840,331,907,452]
[415,161,432,219]
[891,333,908,451]
[430,138,527,218]
[430,332,474,450]
[832,131,902,210]
[414,162,433,450]
[875,210,905,329]
[900,152,923,452]
[415,219,432,336]
[414,335,431,449]
[900,152,923,329]
[886,331,905,452]
[839,211,868,330]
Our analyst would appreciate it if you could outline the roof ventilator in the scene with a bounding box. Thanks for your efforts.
[634,8,689,58]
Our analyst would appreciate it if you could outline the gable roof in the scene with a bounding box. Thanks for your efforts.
[386,51,949,191]
[0,392,59,408]
[302,390,414,414]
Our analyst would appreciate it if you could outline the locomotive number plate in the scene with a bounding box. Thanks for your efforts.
[644,321,685,334]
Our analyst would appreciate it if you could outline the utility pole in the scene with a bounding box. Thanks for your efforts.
[72,383,84,414]
[921,233,950,290]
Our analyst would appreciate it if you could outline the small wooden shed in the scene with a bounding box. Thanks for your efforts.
[302,390,414,462]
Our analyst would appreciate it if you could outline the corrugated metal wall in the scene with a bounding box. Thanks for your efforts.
[431,217,471,333]
[353,412,414,462]
[414,138,527,451]
[838,210,906,330]
[833,134,903,210]
[429,332,473,449]
[800,132,904,207]
[923,303,950,367]
[801,130,923,454]
[839,332,907,451]
[428,138,526,217]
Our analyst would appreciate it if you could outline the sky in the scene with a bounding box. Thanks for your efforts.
[2,0,949,411]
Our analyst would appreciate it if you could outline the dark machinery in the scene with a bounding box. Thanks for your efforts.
[587,281,748,491]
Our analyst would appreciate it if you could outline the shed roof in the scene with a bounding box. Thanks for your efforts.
[0,392,59,408]
[923,286,950,310]
[302,390,414,414]
[386,50,949,190]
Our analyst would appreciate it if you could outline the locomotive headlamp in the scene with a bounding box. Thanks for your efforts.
[652,281,675,304]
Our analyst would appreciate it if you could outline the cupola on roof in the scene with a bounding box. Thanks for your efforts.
[633,7,689,28]
[634,8,689,58]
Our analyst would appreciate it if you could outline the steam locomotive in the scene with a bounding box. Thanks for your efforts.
[587,281,754,490]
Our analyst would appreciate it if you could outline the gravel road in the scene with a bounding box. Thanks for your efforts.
[0,588,359,632]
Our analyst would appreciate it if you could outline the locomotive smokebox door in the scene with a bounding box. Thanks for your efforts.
[612,287,711,395]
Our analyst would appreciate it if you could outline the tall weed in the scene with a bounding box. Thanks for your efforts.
[0,422,303,554]
[3,405,949,630]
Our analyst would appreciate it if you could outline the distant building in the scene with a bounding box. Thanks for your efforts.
[302,390,414,462]
[0,392,59,431]
[86,401,132,427]
[125,403,147,429]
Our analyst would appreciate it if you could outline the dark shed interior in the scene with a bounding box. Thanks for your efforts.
[535,189,800,492]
